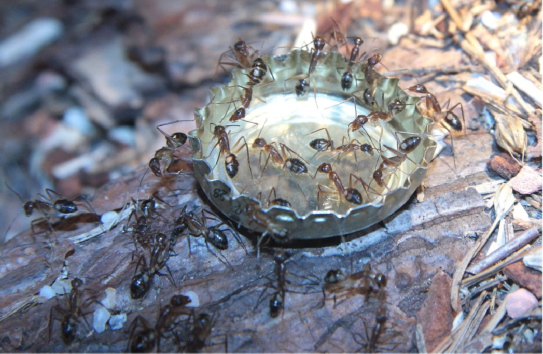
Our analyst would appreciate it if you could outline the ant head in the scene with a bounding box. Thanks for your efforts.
[72,278,83,288]
[373,169,385,187]
[360,143,374,155]
[212,124,225,134]
[169,132,188,147]
[171,294,191,307]
[357,115,369,124]
[195,313,212,329]
[155,233,167,244]
[367,53,382,66]
[23,201,34,217]
[141,199,155,216]
[374,274,387,288]
[234,40,247,52]
[408,83,428,94]
[352,37,363,46]
[54,200,78,214]
[324,269,345,284]
[149,158,162,177]
[252,58,266,68]
[313,36,326,50]
[318,162,333,173]
[253,137,266,148]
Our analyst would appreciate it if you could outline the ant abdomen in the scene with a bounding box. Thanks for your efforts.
[284,158,307,174]
[131,272,151,299]
[208,228,228,250]
[345,188,363,205]
[398,136,421,154]
[54,200,78,214]
[225,153,240,178]
[341,71,354,90]
[269,292,283,318]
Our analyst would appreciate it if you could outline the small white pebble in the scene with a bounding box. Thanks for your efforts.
[481,11,499,31]
[39,285,56,300]
[108,126,136,147]
[109,313,127,330]
[51,278,72,295]
[184,291,200,307]
[93,307,110,333]
[63,106,96,137]
[388,22,408,46]
[101,210,119,225]
[101,288,117,309]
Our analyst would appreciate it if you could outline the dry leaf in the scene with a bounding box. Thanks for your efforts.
[523,246,542,272]
[493,183,516,220]
[494,113,527,155]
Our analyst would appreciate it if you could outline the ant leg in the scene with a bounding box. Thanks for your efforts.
[231,136,254,179]
[48,305,68,342]
[280,143,310,165]
[317,184,339,210]
[260,151,274,178]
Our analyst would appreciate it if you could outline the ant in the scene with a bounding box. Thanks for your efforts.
[308,36,327,75]
[371,136,423,189]
[127,294,192,352]
[256,187,291,209]
[176,205,243,252]
[312,163,364,206]
[245,203,289,257]
[49,278,94,345]
[216,38,258,73]
[130,233,177,299]
[352,280,394,352]
[306,128,335,160]
[208,124,253,179]
[407,83,464,133]
[253,139,310,200]
[340,37,366,91]
[123,195,170,248]
[175,311,218,352]
[245,57,273,87]
[322,262,386,308]
[331,137,376,167]
[364,53,386,87]
[7,184,86,236]
[148,119,193,178]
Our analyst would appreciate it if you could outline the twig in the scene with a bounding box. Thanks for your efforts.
[448,291,488,353]
[461,244,536,288]
[466,227,540,274]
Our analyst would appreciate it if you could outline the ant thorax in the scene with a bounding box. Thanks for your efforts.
[193,49,436,240]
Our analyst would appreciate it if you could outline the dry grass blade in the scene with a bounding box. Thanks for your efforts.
[451,183,515,313]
